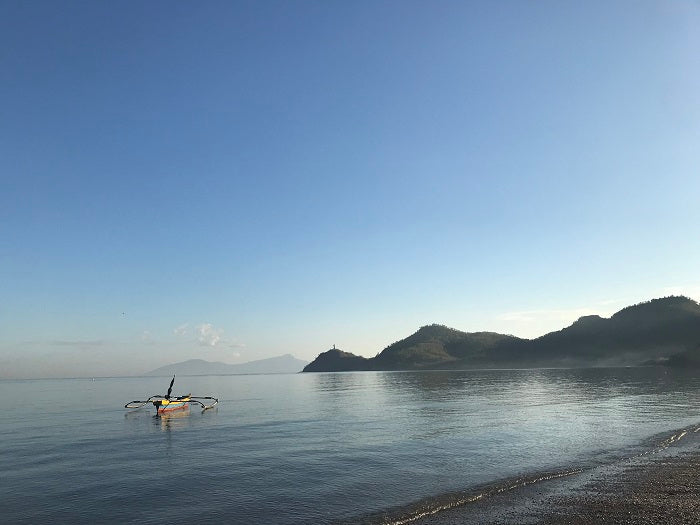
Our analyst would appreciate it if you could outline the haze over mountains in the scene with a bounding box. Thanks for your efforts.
[146,354,308,376]
[303,297,700,372]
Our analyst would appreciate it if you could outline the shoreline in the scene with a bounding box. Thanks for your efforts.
[538,451,700,524]
[376,423,700,525]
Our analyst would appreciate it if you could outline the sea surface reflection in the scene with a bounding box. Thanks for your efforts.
[2,368,700,524]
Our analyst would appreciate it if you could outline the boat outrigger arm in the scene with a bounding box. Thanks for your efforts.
[125,375,218,414]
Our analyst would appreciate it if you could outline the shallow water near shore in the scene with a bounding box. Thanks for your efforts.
[2,367,700,524]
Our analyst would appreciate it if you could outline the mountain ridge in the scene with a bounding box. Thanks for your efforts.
[303,296,700,372]
[145,354,308,376]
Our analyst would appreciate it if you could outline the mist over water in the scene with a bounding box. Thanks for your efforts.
[2,368,700,524]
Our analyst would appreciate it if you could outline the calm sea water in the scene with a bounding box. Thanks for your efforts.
[2,368,700,524]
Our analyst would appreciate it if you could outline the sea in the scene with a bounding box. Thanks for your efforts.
[2,367,700,524]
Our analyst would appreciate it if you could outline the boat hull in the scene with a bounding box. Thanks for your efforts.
[154,399,190,413]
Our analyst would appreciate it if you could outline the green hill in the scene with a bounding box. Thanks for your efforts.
[301,348,371,372]
[372,324,523,369]
[302,296,700,372]
[514,296,700,366]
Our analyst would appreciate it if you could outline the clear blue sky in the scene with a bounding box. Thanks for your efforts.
[2,1,699,378]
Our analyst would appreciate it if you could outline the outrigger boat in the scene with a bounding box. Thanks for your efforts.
[125,375,218,414]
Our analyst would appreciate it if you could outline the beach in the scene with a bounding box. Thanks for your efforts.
[416,426,700,525]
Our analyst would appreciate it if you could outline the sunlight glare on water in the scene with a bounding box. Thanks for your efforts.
[2,368,700,524]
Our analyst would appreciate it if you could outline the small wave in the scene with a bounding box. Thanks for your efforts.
[345,422,700,525]
[635,422,700,457]
[342,468,582,525]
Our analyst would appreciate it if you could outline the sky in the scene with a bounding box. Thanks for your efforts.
[2,1,699,378]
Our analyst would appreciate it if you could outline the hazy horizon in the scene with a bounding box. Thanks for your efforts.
[3,2,699,379]
[4,294,699,379]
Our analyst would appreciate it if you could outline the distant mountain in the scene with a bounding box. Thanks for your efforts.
[303,296,700,372]
[145,354,308,376]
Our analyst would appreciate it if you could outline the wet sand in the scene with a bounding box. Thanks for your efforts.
[415,427,700,525]
[539,451,700,525]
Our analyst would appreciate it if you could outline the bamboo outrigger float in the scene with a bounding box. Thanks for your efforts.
[125,375,218,414]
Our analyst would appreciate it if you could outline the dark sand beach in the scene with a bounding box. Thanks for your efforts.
[414,426,700,525]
